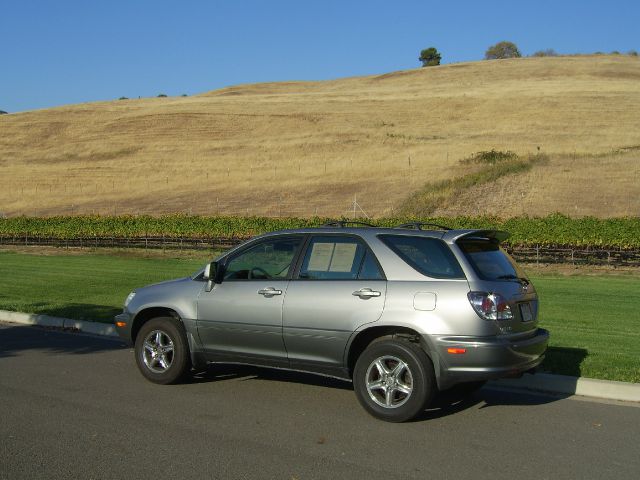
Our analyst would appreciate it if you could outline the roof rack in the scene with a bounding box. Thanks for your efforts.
[322,221,376,228]
[394,222,451,231]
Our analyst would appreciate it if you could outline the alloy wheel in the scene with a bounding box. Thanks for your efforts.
[365,355,414,408]
[142,330,175,373]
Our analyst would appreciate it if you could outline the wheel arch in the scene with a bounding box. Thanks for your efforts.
[131,307,182,344]
[346,325,430,378]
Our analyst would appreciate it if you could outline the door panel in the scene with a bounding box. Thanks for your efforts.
[283,234,387,369]
[197,281,289,363]
[283,281,386,367]
[196,235,303,365]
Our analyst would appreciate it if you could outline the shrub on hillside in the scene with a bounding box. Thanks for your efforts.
[0,110,7,115]
[627,50,638,57]
[419,47,442,67]
[532,49,558,57]
[118,96,128,100]
[461,149,518,165]
[157,93,167,98]
[485,41,521,60]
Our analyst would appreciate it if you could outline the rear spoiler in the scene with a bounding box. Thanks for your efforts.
[445,229,510,244]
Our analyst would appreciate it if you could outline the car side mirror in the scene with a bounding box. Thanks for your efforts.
[204,261,223,292]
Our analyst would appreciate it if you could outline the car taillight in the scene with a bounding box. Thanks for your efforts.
[467,292,513,321]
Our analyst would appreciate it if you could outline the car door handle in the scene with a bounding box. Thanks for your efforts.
[352,288,381,298]
[258,287,282,296]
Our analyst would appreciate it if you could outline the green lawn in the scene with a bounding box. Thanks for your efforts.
[0,249,638,382]
[0,250,210,324]
[529,273,640,383]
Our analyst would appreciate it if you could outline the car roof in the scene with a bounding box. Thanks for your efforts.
[251,226,507,244]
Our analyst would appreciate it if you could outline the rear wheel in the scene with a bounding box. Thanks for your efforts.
[134,317,190,384]
[353,338,436,422]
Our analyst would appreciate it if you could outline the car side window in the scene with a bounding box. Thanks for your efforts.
[378,235,465,279]
[298,236,384,280]
[358,250,385,280]
[224,236,302,281]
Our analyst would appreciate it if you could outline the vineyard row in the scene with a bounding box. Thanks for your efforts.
[1,235,639,267]
[0,214,639,249]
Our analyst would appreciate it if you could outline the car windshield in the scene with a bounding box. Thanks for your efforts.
[458,240,524,281]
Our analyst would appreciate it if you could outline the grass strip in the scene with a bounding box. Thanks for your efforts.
[398,151,546,215]
[0,250,210,324]
[530,272,640,383]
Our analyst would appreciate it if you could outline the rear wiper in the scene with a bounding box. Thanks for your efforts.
[496,274,530,286]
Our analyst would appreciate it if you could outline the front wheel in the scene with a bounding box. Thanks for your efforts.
[353,338,436,422]
[134,316,190,384]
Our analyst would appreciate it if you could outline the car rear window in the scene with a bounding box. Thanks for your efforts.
[379,235,465,279]
[458,240,522,281]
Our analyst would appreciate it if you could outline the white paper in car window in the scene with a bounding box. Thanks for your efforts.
[307,242,334,271]
[329,243,357,272]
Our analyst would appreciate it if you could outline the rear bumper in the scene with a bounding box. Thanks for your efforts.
[427,328,549,390]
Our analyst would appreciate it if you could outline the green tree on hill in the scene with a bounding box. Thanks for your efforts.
[485,41,521,60]
[419,47,442,67]
[0,110,7,115]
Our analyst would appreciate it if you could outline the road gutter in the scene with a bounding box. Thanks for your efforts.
[488,374,640,403]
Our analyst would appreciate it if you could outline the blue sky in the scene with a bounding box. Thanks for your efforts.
[1,0,638,113]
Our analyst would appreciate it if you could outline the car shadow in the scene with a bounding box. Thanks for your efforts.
[0,324,587,422]
[187,363,353,390]
[0,324,126,358]
[188,362,575,421]
[416,347,589,420]
[415,384,572,422]
[543,346,589,377]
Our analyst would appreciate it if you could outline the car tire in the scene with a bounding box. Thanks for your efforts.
[353,337,436,422]
[134,316,191,384]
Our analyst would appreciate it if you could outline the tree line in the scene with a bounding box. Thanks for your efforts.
[419,41,639,67]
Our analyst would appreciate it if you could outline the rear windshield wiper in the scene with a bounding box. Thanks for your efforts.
[496,274,530,286]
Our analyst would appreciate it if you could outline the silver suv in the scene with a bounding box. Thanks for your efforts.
[115,223,549,422]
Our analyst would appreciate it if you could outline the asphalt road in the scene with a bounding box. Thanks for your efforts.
[1,324,639,480]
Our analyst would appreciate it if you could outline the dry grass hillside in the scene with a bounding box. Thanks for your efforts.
[1,55,639,218]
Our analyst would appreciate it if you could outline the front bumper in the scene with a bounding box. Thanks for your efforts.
[114,311,133,344]
[427,328,549,390]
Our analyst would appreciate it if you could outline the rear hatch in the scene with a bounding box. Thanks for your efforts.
[456,231,538,335]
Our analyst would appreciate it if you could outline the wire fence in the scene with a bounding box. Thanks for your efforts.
[2,149,639,219]
[1,194,388,219]
[2,235,640,267]
[502,246,640,267]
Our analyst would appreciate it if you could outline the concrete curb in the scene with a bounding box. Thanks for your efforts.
[489,373,640,403]
[0,309,118,337]
[1,309,638,403]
